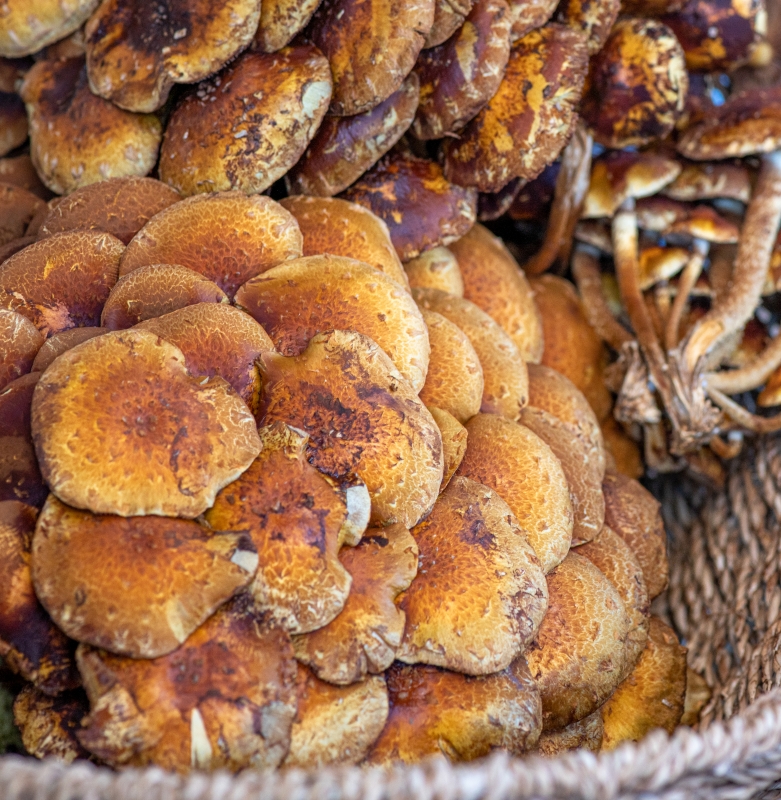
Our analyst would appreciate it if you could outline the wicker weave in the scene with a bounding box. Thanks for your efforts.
[4,437,781,800]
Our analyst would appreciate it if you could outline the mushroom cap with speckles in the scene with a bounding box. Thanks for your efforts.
[426,407,467,490]
[506,0,558,41]
[404,246,464,295]
[556,0,620,54]
[0,0,98,57]
[255,0,323,52]
[425,0,474,47]
[662,162,752,204]
[0,309,43,392]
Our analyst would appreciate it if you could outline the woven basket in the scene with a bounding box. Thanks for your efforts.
[4,437,781,800]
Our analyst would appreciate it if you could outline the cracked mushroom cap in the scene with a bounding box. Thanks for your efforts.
[257,330,443,528]
[31,328,261,518]
[442,24,589,193]
[456,413,573,574]
[556,0,620,54]
[235,255,429,392]
[663,161,752,203]
[0,309,43,392]
[525,551,632,731]
[0,230,123,338]
[20,57,162,196]
[76,599,298,772]
[0,183,46,247]
[118,192,302,300]
[32,494,258,658]
[534,708,604,755]
[397,476,547,675]
[255,0,322,52]
[404,246,464,295]
[366,658,541,764]
[293,524,417,683]
[0,0,98,57]
[30,327,106,372]
[425,407,467,490]
[159,45,332,197]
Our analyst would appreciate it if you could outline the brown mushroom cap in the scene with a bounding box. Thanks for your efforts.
[442,24,589,193]
[118,192,302,300]
[506,0,558,40]
[286,74,420,198]
[534,708,604,755]
[397,476,547,675]
[306,0,435,116]
[556,0,620,54]
[426,406,468,490]
[0,90,27,158]
[457,413,573,573]
[0,309,43,392]
[159,46,332,197]
[235,255,429,392]
[0,183,46,247]
[403,246,464,296]
[425,0,474,47]
[662,162,752,204]
[284,665,389,767]
[30,327,106,373]
[279,195,409,288]
[84,0,261,113]
[293,524,417,684]
[681,667,711,726]
[32,328,261,518]
[0,154,51,198]
[600,417,643,480]
[0,230,123,338]
[600,617,687,750]
[478,177,523,221]
[636,197,740,243]
[366,658,542,764]
[255,0,322,52]
[637,246,691,290]
[76,599,298,771]
[342,153,477,261]
[0,0,98,58]
[37,177,181,244]
[525,551,631,731]
[257,330,444,528]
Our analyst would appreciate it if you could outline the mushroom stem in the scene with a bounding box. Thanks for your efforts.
[705,330,781,393]
[665,238,709,352]
[705,384,781,433]
[709,433,742,460]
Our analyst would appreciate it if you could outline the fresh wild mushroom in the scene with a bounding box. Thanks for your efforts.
[0,184,45,247]
[0,0,98,57]
[30,327,107,372]
[534,708,603,755]
[427,407,468,489]
[403,246,464,295]
[0,309,43,392]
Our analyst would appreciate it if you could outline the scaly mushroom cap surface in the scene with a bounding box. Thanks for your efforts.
[279,196,409,288]
[412,0,512,140]
[600,617,687,750]
[30,327,106,372]
[0,309,43,392]
[450,223,543,362]
[342,153,477,261]
[404,246,464,296]
[397,476,547,675]
[31,328,261,518]
[118,192,302,299]
[0,0,98,57]
[20,57,162,196]
[32,494,258,658]
[0,91,27,158]
[286,75,420,197]
[442,24,589,192]
[284,665,389,767]
[0,184,45,246]
[76,600,298,772]
[0,230,123,338]
[535,708,604,755]
[293,524,417,684]
[37,177,181,244]
[255,0,322,52]
[507,0,558,40]
[84,0,261,113]
[257,330,443,528]
[425,0,473,47]
[556,0,620,54]
[525,551,631,731]
[235,255,429,392]
[425,407,467,490]
[0,500,77,694]
[366,658,541,764]
[306,0,434,115]
[457,414,573,573]
[160,46,332,196]
[414,287,529,420]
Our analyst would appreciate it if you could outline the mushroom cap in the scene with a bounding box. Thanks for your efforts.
[84,0,262,113]
[600,416,643,480]
[637,245,691,290]
[76,599,298,771]
[0,0,98,58]
[293,524,418,684]
[457,413,573,574]
[20,57,162,196]
[0,183,46,246]
[404,246,464,295]
[306,0,435,115]
[342,153,477,261]
[0,154,51,198]
[450,223,544,362]
[412,0,512,140]
[37,177,181,244]
[556,0,620,54]
[159,46,332,197]
[525,551,631,731]
[0,500,78,694]
[0,90,27,158]
[32,494,258,658]
[286,74,420,198]
[602,472,669,599]
[397,476,547,675]
[414,287,529,420]
[0,230,123,338]
[0,309,43,392]
[506,0,558,40]
[119,192,302,300]
[257,330,444,528]
[101,265,228,330]
[681,666,711,726]
[279,195,409,288]
[442,24,589,193]
[32,328,262,518]
[366,658,542,764]
[636,197,740,243]
[477,177,524,221]
[425,0,474,47]
[600,616,687,750]
[30,327,106,373]
[283,665,389,767]
[662,161,752,203]
[418,308,484,424]
[255,0,323,52]
[426,407,467,490]
[235,254,429,393]
[534,708,604,755]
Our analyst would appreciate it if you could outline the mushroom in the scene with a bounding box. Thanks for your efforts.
[257,330,443,528]
[0,88,27,159]
[403,246,464,295]
[159,46,332,196]
[0,309,43,392]
[426,407,468,489]
[0,154,51,198]
[293,524,418,683]
[30,327,107,373]
[600,417,643,480]
[425,0,474,47]
[397,476,547,675]
[635,198,740,244]
[534,708,603,755]
[556,0,620,54]
[255,0,323,52]
[0,0,98,58]
[0,183,46,246]
[681,667,712,726]
[663,161,752,204]
[477,177,524,221]
[32,328,262,518]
